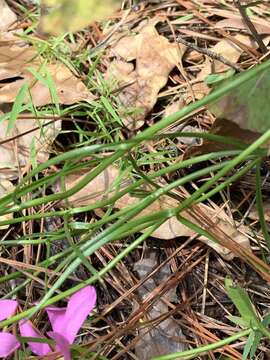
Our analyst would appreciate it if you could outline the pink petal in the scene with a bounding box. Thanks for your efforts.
[0,332,20,357]
[48,331,71,360]
[19,320,51,356]
[45,307,66,334]
[46,286,96,344]
[0,300,17,321]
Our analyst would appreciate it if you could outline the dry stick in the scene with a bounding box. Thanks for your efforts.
[176,37,242,72]
[234,0,268,54]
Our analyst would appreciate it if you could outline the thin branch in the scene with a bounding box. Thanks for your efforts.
[234,0,268,54]
[176,37,242,72]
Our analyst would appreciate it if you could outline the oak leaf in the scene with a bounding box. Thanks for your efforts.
[106,19,186,129]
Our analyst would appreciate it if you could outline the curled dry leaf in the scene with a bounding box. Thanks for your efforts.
[106,18,185,130]
[192,34,255,99]
[58,166,250,259]
[0,0,17,31]
[0,44,94,106]
[0,116,61,179]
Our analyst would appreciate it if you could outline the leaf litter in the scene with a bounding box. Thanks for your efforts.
[0,1,94,226]
[1,0,270,359]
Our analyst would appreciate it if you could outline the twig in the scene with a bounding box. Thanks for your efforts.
[176,37,242,72]
[234,0,268,54]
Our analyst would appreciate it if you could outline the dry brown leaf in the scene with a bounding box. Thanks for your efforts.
[192,34,255,99]
[52,166,120,205]
[0,44,94,106]
[0,179,14,228]
[216,18,270,34]
[184,118,263,159]
[59,166,250,259]
[0,0,17,31]
[106,18,186,130]
[0,116,61,179]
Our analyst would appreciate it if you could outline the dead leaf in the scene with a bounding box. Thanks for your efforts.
[0,0,17,31]
[59,166,250,259]
[52,166,120,205]
[0,44,94,106]
[0,179,14,228]
[106,18,186,130]
[184,118,263,159]
[116,191,250,260]
[0,116,61,179]
[216,17,270,35]
[192,34,255,99]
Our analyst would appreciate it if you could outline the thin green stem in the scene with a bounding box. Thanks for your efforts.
[151,329,251,360]
[256,162,270,250]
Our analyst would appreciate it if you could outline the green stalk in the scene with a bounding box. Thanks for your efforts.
[0,223,163,326]
[256,162,270,250]
[1,60,270,326]
[1,59,270,212]
[151,329,251,360]
[0,151,238,221]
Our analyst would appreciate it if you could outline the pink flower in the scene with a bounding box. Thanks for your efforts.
[0,300,20,358]
[0,286,97,359]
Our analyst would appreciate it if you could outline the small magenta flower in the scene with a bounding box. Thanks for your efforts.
[0,286,97,359]
[0,300,20,358]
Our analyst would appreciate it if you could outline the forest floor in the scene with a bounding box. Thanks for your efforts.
[1,0,270,359]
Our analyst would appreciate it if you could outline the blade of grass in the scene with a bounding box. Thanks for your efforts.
[255,161,270,250]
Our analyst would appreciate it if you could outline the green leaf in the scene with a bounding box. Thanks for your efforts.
[248,313,270,358]
[8,83,29,133]
[27,65,60,113]
[226,315,249,328]
[225,278,270,348]
[225,278,260,329]
[243,330,256,360]
[41,0,121,35]
[209,65,270,133]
